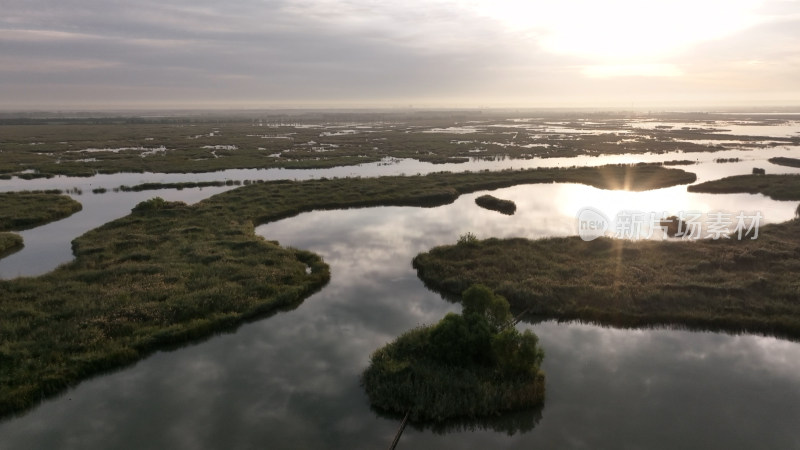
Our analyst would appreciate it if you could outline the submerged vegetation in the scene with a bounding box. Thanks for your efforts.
[413,215,800,339]
[688,174,800,200]
[0,164,693,417]
[0,192,82,231]
[475,194,516,215]
[362,285,544,422]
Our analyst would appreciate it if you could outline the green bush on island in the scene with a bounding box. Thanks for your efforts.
[362,285,545,422]
[475,194,516,215]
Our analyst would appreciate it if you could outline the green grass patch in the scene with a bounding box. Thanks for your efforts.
[0,164,692,417]
[687,174,800,200]
[362,285,544,422]
[0,192,82,231]
[413,217,800,339]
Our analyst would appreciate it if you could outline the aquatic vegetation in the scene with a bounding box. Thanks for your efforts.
[362,285,544,422]
[688,174,800,200]
[413,215,800,339]
[475,194,516,215]
[0,192,82,231]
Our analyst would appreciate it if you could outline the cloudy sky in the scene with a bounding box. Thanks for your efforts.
[1,0,799,110]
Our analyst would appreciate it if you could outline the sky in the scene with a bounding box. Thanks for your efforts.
[1,0,799,110]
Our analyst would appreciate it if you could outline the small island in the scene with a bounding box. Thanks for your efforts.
[475,194,517,215]
[362,285,545,422]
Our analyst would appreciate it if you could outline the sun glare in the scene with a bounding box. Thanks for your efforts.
[464,0,765,62]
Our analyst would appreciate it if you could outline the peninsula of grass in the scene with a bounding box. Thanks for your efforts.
[118,180,241,192]
[0,192,82,231]
[362,285,544,422]
[0,232,23,256]
[413,215,800,339]
[475,194,516,215]
[769,156,800,168]
[687,174,800,200]
[0,164,693,418]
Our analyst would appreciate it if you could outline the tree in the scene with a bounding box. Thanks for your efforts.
[462,284,511,332]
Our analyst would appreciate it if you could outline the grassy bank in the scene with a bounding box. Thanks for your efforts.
[413,216,800,339]
[0,192,82,231]
[0,164,692,417]
[687,174,800,200]
[475,194,516,215]
[0,233,23,256]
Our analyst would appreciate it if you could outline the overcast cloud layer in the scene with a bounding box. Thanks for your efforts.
[1,0,798,109]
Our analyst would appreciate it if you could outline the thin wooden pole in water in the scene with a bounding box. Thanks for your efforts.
[388,411,410,450]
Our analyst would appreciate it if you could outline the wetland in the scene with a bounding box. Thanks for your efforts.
[2,111,800,449]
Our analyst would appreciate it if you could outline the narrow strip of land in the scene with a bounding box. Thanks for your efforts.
[769,156,800,168]
[687,174,800,200]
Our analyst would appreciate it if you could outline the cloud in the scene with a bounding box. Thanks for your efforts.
[0,0,797,108]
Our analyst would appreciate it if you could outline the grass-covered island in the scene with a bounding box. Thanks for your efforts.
[0,191,82,231]
[0,164,693,417]
[362,285,544,422]
[475,194,517,215]
[413,212,800,339]
[687,174,800,201]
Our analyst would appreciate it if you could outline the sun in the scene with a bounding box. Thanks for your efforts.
[463,0,766,63]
